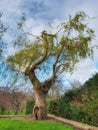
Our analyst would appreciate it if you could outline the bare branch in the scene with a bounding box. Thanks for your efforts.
[21,28,42,41]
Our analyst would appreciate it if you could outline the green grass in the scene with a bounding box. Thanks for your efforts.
[0,119,73,130]
[0,109,26,115]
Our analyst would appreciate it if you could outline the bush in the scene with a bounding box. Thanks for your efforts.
[25,100,35,114]
[47,95,98,127]
[47,99,59,116]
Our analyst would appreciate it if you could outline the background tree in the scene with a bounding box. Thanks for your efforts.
[5,12,95,120]
[0,86,11,114]
[0,84,28,115]
[10,85,26,115]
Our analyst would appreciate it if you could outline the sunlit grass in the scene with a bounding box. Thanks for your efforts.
[0,119,73,130]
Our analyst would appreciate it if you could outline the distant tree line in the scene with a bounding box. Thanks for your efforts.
[0,85,33,115]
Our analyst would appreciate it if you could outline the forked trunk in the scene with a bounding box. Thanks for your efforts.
[33,87,47,120]
[29,70,52,120]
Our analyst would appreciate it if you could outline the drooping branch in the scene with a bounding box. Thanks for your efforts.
[53,44,64,79]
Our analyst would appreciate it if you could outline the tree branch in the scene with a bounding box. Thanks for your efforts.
[22,29,42,41]
[28,31,56,72]
[53,45,63,78]
[31,31,48,69]
[25,31,57,86]
[29,69,41,87]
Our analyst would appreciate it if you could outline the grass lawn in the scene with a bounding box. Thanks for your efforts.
[0,119,73,130]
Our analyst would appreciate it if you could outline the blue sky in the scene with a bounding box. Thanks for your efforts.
[0,0,98,85]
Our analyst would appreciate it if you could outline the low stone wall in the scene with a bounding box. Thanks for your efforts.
[48,114,98,130]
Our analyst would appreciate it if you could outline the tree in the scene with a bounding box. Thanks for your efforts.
[5,12,95,120]
[0,85,27,115]
[10,85,26,115]
[0,87,10,114]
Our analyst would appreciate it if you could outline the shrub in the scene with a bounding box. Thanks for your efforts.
[25,100,35,114]
[47,95,98,127]
[47,99,59,116]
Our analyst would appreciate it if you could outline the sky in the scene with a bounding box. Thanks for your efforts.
[0,0,98,85]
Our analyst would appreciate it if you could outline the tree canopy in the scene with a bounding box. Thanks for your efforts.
[6,12,94,82]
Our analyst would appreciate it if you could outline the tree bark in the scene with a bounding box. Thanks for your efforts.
[29,70,52,120]
[33,87,47,120]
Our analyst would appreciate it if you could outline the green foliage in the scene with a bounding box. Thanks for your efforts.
[0,109,25,115]
[6,11,95,76]
[0,108,6,115]
[48,73,98,127]
[47,99,59,116]
[25,100,35,114]
[7,43,43,71]
[84,73,98,87]
[0,119,73,130]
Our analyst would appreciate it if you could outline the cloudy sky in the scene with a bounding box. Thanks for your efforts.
[0,0,98,84]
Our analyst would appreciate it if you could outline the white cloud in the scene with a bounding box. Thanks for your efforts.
[25,18,46,36]
[70,59,98,83]
[0,0,98,84]
[0,0,22,13]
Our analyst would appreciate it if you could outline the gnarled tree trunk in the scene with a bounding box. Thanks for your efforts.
[33,87,47,120]
[29,70,52,120]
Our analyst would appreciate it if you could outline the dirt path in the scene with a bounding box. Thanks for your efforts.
[48,114,98,130]
[0,115,98,130]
